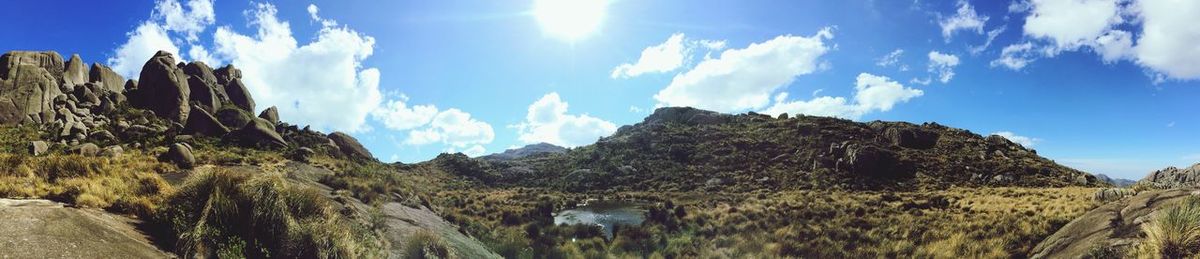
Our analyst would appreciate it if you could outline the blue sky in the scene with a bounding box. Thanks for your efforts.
[3,0,1198,180]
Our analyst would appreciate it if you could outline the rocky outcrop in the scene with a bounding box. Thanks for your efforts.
[258,106,278,124]
[481,142,567,161]
[183,105,229,137]
[224,78,254,113]
[183,61,224,112]
[228,118,286,148]
[88,63,125,93]
[162,143,195,169]
[0,51,64,125]
[63,54,88,87]
[213,64,241,86]
[641,106,731,127]
[129,51,190,123]
[1032,189,1199,258]
[1139,163,1200,188]
[0,199,174,258]
[329,132,373,161]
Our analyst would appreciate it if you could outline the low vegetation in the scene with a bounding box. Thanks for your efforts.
[1137,196,1200,258]
[152,167,384,258]
[425,186,1100,258]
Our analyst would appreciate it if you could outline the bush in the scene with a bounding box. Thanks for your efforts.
[403,230,453,259]
[1138,196,1200,258]
[154,168,382,258]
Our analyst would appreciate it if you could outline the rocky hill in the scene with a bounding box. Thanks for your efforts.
[1138,163,1200,188]
[480,142,567,161]
[0,50,495,258]
[441,107,1103,192]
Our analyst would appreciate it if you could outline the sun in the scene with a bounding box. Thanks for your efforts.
[533,0,608,42]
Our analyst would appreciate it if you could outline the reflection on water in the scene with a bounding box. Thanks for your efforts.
[553,200,646,238]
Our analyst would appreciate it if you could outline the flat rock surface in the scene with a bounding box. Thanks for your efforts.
[0,199,172,259]
[1031,188,1199,258]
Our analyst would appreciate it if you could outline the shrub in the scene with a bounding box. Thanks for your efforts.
[154,168,382,258]
[1138,196,1200,258]
[403,230,453,259]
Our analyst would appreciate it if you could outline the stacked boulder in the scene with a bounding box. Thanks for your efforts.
[0,50,377,162]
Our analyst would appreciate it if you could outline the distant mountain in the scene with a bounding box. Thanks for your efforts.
[437,107,1106,192]
[480,142,567,161]
[1138,163,1200,188]
[1094,174,1136,187]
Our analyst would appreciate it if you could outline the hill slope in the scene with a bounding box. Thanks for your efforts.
[450,107,1102,192]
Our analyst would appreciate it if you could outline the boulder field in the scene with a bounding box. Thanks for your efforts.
[0,50,375,165]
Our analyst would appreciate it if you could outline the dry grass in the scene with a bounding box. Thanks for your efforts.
[0,150,175,216]
[1137,196,1200,258]
[154,167,384,258]
[428,186,1100,258]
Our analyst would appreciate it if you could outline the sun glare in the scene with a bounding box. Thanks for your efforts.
[533,0,608,42]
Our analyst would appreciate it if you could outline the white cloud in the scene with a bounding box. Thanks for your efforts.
[653,28,834,113]
[515,92,617,148]
[404,109,494,149]
[629,105,648,113]
[611,33,727,79]
[210,3,382,132]
[928,51,960,83]
[1023,0,1122,52]
[969,26,1007,55]
[108,0,217,78]
[371,96,439,130]
[761,73,923,120]
[991,131,1041,147]
[109,22,180,78]
[154,0,215,42]
[612,33,688,78]
[991,42,1037,70]
[1134,0,1200,80]
[876,49,905,68]
[940,0,989,41]
[1009,0,1034,13]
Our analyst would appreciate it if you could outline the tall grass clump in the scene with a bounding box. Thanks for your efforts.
[154,168,383,258]
[1138,196,1200,258]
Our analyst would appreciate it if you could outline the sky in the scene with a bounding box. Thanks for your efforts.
[1,0,1197,180]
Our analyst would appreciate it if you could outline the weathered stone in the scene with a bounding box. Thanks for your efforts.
[291,147,316,162]
[328,131,374,161]
[69,143,100,156]
[88,63,125,93]
[258,106,278,124]
[98,145,123,158]
[0,51,64,125]
[89,130,117,143]
[224,78,254,112]
[228,118,287,148]
[161,143,195,169]
[63,54,88,87]
[129,51,190,123]
[213,64,241,86]
[30,141,48,156]
[883,126,939,149]
[183,105,229,137]
[215,106,252,129]
[186,75,220,112]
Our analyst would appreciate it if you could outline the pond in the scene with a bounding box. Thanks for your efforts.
[553,200,646,239]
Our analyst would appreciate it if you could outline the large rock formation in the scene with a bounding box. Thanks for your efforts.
[224,78,254,113]
[329,132,373,161]
[129,51,190,123]
[1139,163,1200,188]
[0,51,63,125]
[88,63,125,93]
[62,54,88,87]
[1031,189,1199,258]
